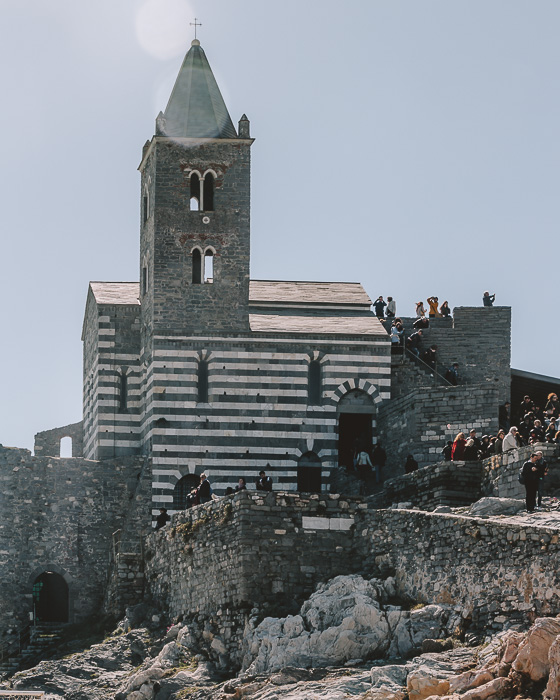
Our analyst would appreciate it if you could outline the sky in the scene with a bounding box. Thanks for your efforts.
[1,0,559,451]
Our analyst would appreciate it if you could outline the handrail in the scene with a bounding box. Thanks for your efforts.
[400,346,454,387]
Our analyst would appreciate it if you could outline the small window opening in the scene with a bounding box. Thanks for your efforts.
[190,173,200,211]
[60,436,72,458]
[142,266,148,296]
[197,360,209,403]
[308,360,322,405]
[204,250,214,283]
[192,249,202,284]
[142,193,149,223]
[203,173,214,211]
[119,372,128,412]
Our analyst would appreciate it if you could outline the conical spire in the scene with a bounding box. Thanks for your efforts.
[160,40,237,139]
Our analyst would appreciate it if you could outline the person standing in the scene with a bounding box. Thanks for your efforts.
[416,301,426,318]
[521,453,540,513]
[445,363,459,386]
[535,450,548,509]
[371,442,387,484]
[356,449,373,482]
[373,296,387,318]
[499,402,511,431]
[197,473,212,503]
[256,469,273,491]
[482,291,496,307]
[386,297,396,318]
[451,432,466,460]
[155,507,170,530]
[427,296,441,318]
[439,301,451,318]
[407,329,423,358]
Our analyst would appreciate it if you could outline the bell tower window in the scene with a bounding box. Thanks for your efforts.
[204,250,214,283]
[190,173,200,211]
[308,360,322,405]
[192,248,202,284]
[203,172,214,211]
[197,359,209,403]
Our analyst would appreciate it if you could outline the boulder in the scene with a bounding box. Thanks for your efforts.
[469,497,524,516]
[512,617,560,681]
[544,635,560,699]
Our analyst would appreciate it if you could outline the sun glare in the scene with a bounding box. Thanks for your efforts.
[136,0,194,60]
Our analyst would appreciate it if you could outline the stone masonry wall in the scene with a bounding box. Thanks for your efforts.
[396,306,511,404]
[377,383,498,472]
[0,447,147,631]
[34,422,83,458]
[144,490,365,665]
[356,508,560,634]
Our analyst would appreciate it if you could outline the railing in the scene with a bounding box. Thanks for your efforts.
[392,341,454,388]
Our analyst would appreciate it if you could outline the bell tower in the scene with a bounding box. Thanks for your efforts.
[138,39,253,339]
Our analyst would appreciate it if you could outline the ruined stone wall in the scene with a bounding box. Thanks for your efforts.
[0,446,147,631]
[144,491,365,664]
[357,508,560,634]
[377,383,498,472]
[34,422,83,458]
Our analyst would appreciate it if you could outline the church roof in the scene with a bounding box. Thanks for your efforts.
[89,282,140,305]
[249,314,386,335]
[161,40,238,139]
[249,280,372,308]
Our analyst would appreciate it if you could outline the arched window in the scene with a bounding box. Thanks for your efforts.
[173,474,200,510]
[308,360,322,405]
[192,248,202,284]
[189,173,200,211]
[119,371,128,412]
[60,436,72,458]
[203,172,214,211]
[297,452,322,493]
[204,250,214,283]
[197,359,209,403]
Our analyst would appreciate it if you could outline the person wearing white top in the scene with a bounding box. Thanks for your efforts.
[502,427,519,452]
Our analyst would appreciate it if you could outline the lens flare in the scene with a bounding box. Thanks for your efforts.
[136,0,194,60]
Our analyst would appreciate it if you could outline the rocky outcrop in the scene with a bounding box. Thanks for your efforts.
[241,575,462,674]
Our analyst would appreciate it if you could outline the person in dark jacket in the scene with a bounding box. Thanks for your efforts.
[535,450,548,509]
[373,296,387,318]
[256,469,273,491]
[446,363,459,386]
[197,473,212,503]
[482,291,495,306]
[371,442,387,483]
[439,301,451,317]
[404,455,418,473]
[407,330,423,357]
[441,440,453,461]
[463,439,478,461]
[235,477,247,492]
[155,508,170,530]
[521,453,540,513]
[498,402,511,431]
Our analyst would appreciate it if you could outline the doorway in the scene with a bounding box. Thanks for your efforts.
[338,413,373,468]
[33,572,69,623]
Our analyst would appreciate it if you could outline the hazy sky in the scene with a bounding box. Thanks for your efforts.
[1,0,559,451]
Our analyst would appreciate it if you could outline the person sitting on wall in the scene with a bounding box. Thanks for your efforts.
[256,469,273,492]
[482,291,496,307]
[404,454,418,473]
[186,487,199,508]
[197,473,213,504]
[235,477,247,492]
[373,296,387,318]
[451,432,466,460]
[427,296,441,318]
[155,507,170,530]
[463,439,478,461]
[502,426,519,452]
[439,300,451,317]
[445,363,459,386]
[386,296,397,318]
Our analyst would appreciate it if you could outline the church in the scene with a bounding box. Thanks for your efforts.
[81,40,391,520]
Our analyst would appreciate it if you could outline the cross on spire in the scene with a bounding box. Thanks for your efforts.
[190,18,202,40]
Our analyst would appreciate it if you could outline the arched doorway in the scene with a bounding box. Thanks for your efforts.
[33,572,69,623]
[297,452,322,493]
[337,389,376,469]
[173,474,200,510]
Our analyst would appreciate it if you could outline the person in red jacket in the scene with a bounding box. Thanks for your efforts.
[451,432,466,460]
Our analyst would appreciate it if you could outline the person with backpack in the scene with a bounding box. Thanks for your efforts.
[520,453,540,513]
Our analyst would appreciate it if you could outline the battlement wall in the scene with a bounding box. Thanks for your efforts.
[357,508,560,634]
[0,447,148,631]
[34,421,83,458]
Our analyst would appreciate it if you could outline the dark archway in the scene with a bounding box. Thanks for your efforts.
[297,452,322,493]
[173,474,200,510]
[337,389,375,468]
[33,572,69,623]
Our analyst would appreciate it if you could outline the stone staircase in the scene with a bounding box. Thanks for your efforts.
[0,622,65,679]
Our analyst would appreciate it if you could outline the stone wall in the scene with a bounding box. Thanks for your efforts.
[369,460,482,510]
[395,306,511,404]
[377,383,498,472]
[0,446,148,631]
[144,490,365,664]
[356,508,560,633]
[34,422,83,458]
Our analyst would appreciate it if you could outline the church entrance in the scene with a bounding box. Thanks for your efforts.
[32,572,69,623]
[337,390,375,469]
